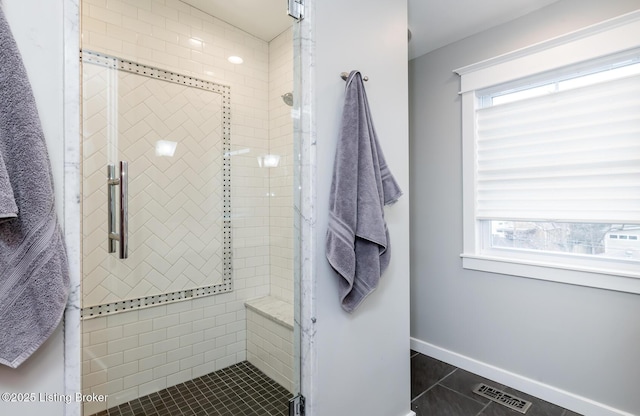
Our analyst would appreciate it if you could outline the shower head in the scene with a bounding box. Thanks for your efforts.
[281,92,293,106]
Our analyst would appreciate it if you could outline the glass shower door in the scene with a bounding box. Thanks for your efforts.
[79,1,301,415]
[81,51,235,414]
[81,51,232,313]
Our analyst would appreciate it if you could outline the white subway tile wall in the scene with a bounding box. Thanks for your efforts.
[80,0,294,414]
[246,306,294,393]
[268,29,294,304]
[82,295,249,414]
[82,59,228,306]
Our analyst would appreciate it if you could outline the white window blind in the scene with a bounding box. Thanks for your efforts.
[475,73,640,224]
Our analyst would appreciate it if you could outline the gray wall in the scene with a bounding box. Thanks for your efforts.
[409,0,640,414]
[310,0,412,415]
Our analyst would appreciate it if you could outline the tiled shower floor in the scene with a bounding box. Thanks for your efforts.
[91,361,290,416]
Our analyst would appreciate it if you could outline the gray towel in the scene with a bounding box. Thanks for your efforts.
[0,8,70,368]
[0,146,18,222]
[326,71,402,313]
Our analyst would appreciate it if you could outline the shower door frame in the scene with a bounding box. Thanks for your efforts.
[64,1,309,414]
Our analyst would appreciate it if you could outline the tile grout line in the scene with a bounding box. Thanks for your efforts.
[410,367,459,403]
[437,381,488,406]
[228,363,275,415]
[435,380,500,415]
[475,400,493,416]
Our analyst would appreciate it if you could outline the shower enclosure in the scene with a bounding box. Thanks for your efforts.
[79,1,299,414]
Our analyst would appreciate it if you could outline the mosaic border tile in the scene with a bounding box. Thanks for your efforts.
[80,50,232,319]
[81,284,232,319]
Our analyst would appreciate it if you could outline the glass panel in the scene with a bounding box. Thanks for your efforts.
[81,52,231,310]
[490,57,640,106]
[490,220,640,260]
[292,12,304,398]
[80,0,299,414]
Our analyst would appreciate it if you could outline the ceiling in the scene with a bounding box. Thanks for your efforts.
[408,0,561,59]
[180,0,561,58]
[179,0,292,42]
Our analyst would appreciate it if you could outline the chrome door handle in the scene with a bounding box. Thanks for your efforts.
[107,161,128,259]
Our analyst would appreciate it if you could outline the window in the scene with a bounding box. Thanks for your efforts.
[455,11,640,294]
[491,222,640,260]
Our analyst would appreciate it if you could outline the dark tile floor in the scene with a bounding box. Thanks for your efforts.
[91,361,290,416]
[93,351,583,416]
[411,351,583,416]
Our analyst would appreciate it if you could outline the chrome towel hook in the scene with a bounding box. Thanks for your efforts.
[340,72,369,82]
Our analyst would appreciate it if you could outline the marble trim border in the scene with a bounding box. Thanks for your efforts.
[293,1,317,412]
[63,0,82,414]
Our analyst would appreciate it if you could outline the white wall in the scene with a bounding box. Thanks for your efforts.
[409,1,640,415]
[0,0,66,415]
[310,0,413,415]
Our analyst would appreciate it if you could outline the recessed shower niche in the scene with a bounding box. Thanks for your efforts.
[80,0,298,414]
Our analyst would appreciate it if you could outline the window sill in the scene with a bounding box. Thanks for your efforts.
[461,253,640,295]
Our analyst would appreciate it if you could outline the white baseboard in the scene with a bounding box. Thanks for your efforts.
[404,412,416,416]
[410,338,633,416]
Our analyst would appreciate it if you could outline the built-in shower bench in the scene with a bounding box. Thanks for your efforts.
[245,296,294,393]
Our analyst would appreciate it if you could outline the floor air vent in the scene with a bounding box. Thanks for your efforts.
[472,383,533,414]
